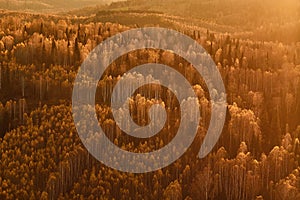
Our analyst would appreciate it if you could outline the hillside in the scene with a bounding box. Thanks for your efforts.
[69,0,300,43]
[0,0,111,13]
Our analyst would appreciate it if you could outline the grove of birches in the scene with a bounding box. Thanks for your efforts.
[0,9,300,200]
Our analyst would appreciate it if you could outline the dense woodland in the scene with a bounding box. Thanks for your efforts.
[0,3,300,200]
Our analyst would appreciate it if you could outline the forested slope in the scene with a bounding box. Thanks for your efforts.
[0,2,300,199]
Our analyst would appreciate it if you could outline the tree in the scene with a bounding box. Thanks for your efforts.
[163,180,182,200]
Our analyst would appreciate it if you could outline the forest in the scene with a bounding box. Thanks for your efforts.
[0,0,300,199]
